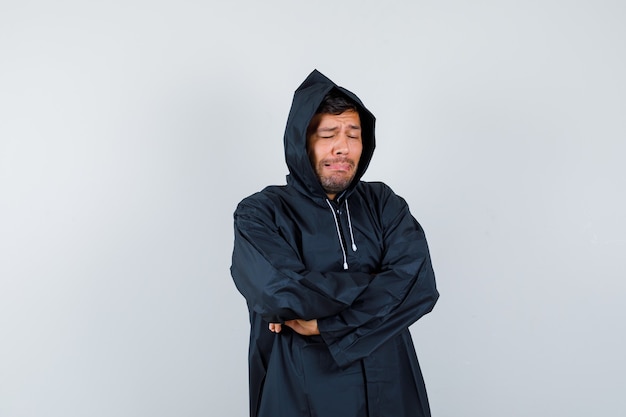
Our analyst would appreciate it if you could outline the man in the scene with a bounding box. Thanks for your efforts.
[231,70,439,417]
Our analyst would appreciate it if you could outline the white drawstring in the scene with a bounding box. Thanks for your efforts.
[326,199,348,269]
[345,199,358,252]
[325,198,358,270]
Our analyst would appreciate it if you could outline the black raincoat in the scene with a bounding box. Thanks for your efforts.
[231,70,439,417]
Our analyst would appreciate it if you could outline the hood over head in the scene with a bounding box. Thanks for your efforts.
[284,69,376,202]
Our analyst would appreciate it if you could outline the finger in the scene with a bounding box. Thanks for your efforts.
[269,323,282,333]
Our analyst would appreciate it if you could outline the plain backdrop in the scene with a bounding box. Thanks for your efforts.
[1,1,625,416]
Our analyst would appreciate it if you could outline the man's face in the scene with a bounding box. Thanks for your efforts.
[306,110,363,199]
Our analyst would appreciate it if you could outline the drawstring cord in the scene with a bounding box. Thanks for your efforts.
[325,198,358,270]
[345,199,358,252]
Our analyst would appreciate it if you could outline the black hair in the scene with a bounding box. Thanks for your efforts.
[315,89,359,115]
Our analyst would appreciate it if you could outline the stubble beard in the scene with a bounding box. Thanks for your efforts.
[315,158,358,195]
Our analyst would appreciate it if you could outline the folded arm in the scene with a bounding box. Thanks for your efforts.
[231,197,373,323]
[318,189,439,367]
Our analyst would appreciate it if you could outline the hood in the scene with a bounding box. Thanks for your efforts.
[284,69,376,202]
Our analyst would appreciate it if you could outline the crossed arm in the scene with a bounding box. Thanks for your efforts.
[231,198,373,322]
[232,188,438,366]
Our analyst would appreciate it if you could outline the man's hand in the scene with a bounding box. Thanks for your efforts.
[269,323,282,333]
[285,319,320,335]
[268,319,320,336]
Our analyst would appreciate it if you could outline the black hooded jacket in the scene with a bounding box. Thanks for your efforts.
[231,70,439,417]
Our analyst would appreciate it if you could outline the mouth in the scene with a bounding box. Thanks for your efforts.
[324,163,352,171]
[323,159,354,172]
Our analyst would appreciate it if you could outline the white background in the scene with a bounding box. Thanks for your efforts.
[1,1,625,416]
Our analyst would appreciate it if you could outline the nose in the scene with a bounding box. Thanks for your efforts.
[332,133,350,155]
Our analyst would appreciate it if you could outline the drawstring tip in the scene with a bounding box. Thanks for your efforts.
[351,243,357,252]
[343,262,348,270]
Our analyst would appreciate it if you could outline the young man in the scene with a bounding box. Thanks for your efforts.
[231,70,439,417]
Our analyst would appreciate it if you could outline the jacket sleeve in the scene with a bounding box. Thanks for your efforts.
[230,197,373,323]
[317,188,439,368]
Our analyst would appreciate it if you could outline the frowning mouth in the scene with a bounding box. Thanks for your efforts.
[322,158,355,171]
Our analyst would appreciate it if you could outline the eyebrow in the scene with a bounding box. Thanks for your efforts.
[318,126,338,132]
[317,125,361,132]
